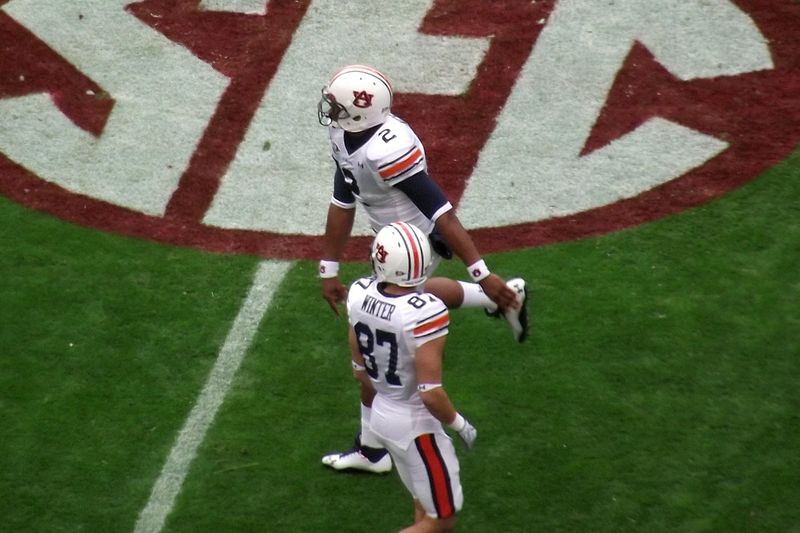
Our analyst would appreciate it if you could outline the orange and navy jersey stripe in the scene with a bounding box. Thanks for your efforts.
[378,145,424,182]
[413,308,449,339]
[415,434,456,519]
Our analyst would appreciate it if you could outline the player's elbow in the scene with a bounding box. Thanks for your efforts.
[435,209,458,228]
[352,367,371,388]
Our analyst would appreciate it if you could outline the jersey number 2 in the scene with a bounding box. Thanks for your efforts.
[353,322,402,386]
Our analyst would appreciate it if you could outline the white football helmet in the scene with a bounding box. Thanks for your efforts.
[371,222,431,287]
[318,65,393,132]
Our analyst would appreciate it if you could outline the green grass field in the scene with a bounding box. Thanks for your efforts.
[1,147,799,532]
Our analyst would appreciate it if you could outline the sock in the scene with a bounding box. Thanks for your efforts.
[358,404,388,462]
[361,444,389,462]
[457,281,497,312]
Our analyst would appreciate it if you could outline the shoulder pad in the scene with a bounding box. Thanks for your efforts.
[410,295,449,340]
[346,277,374,312]
[365,117,425,182]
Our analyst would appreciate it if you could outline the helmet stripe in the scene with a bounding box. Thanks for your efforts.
[392,222,423,282]
[392,222,415,283]
[329,64,393,100]
[334,64,393,92]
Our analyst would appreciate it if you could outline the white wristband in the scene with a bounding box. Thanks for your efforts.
[319,260,339,279]
[467,259,490,282]
[448,413,466,432]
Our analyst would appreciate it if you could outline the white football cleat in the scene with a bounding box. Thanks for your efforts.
[502,278,529,343]
[321,449,392,474]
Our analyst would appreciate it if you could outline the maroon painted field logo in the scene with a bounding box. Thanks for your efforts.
[1,0,798,260]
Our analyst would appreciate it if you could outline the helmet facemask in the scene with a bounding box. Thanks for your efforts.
[317,88,350,127]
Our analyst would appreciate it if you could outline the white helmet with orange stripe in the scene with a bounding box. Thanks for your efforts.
[371,222,431,287]
[318,65,393,133]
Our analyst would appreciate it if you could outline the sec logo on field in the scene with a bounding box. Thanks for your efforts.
[0,0,798,260]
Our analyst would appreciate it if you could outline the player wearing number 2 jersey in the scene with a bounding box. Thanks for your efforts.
[346,222,476,531]
[328,113,447,236]
[318,65,527,475]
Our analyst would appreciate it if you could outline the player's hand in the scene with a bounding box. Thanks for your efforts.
[456,419,477,450]
[449,413,477,451]
[321,277,347,316]
[479,273,518,311]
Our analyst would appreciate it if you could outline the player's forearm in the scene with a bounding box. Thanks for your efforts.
[322,204,355,260]
[420,387,459,426]
[434,211,481,266]
[349,330,375,393]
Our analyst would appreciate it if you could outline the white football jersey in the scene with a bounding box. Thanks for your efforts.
[347,276,450,448]
[328,114,450,235]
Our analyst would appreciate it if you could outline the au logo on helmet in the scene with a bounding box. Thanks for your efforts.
[352,90,373,108]
[374,244,388,263]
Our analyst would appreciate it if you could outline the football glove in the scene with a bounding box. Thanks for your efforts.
[448,413,477,450]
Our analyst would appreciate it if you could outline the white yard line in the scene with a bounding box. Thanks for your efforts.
[134,260,293,533]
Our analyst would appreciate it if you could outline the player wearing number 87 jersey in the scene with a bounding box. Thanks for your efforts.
[343,223,477,531]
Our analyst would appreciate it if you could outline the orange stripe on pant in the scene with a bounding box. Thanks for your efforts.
[415,434,455,519]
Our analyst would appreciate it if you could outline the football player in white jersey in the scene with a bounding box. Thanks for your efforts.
[318,65,527,475]
[346,222,477,532]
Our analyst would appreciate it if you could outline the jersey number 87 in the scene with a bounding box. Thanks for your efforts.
[353,322,402,387]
